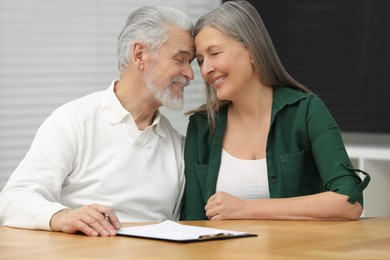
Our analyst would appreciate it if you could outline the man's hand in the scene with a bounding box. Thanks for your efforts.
[50,204,121,237]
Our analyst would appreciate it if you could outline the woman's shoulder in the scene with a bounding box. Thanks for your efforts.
[274,86,325,106]
[188,111,209,130]
[189,110,208,120]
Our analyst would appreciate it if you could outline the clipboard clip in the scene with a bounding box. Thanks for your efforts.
[198,232,234,240]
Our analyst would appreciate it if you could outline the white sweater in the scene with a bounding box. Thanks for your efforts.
[0,81,185,230]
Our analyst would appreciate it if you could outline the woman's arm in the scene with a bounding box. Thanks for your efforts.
[205,191,363,220]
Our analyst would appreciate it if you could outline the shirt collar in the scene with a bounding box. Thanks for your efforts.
[272,86,307,111]
[271,86,307,124]
[216,86,307,118]
[100,80,166,137]
[100,80,129,124]
[150,110,166,137]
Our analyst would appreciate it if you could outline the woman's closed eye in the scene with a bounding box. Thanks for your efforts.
[196,52,221,66]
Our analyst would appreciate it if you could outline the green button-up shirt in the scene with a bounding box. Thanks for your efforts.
[183,86,370,220]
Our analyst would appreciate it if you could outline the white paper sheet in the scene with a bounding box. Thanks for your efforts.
[117,220,256,242]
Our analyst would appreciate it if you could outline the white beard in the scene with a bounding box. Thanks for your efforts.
[145,66,188,111]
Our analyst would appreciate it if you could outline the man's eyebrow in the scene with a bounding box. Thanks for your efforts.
[174,50,195,61]
[175,50,193,56]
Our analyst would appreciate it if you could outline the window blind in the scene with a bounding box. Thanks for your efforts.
[0,0,221,190]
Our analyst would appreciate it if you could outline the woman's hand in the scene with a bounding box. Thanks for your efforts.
[205,191,249,220]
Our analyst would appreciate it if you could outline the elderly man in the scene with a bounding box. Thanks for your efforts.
[0,6,194,237]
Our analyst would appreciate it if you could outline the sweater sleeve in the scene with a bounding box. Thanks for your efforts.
[0,111,77,230]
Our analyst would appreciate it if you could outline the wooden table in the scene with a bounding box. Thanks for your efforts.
[1,218,389,259]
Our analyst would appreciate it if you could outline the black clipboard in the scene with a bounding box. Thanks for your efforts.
[116,220,257,243]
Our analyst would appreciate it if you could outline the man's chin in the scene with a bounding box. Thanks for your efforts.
[164,101,184,111]
[163,96,184,111]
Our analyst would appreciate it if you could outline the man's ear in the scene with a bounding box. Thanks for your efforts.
[132,41,147,70]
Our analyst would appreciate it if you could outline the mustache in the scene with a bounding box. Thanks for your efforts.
[171,76,190,87]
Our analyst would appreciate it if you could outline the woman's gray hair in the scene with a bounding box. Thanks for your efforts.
[192,1,309,132]
[117,6,193,74]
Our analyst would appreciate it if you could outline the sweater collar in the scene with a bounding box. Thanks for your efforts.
[100,80,165,137]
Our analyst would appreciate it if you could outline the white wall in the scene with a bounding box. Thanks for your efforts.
[0,0,221,190]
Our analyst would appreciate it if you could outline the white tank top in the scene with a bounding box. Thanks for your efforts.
[216,149,270,199]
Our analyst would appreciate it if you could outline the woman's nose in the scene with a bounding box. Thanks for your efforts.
[201,59,215,77]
